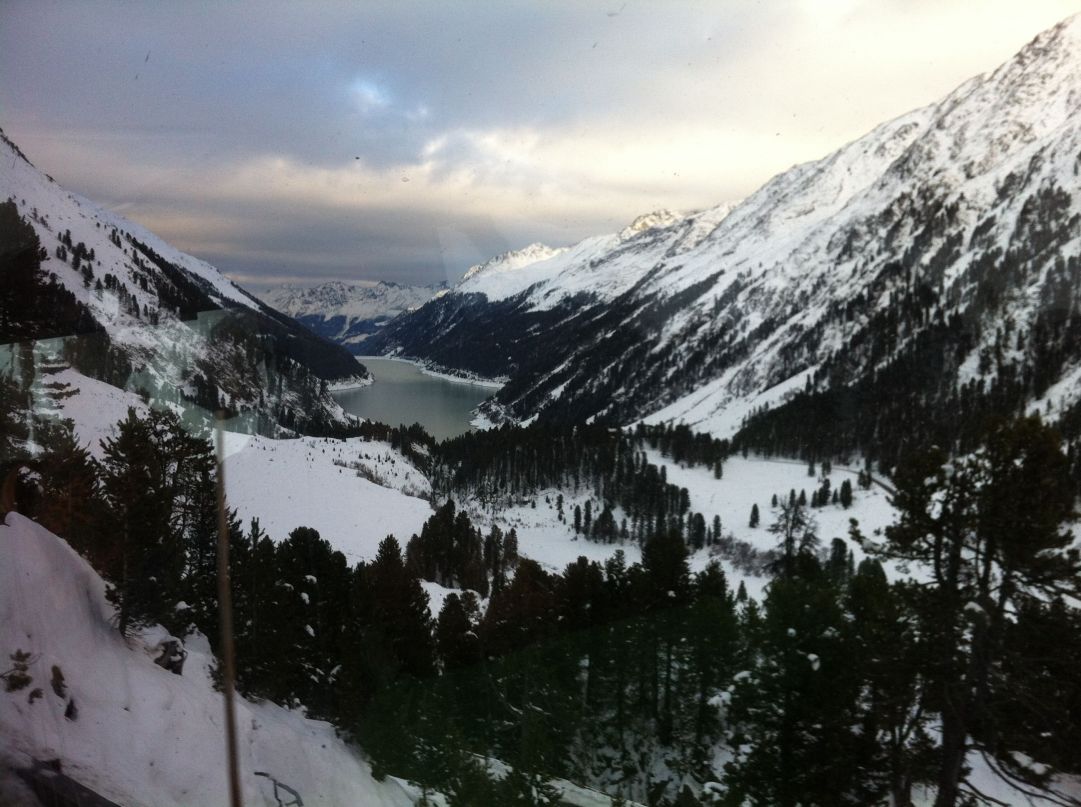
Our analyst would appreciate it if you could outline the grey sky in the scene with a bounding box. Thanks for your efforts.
[2,0,1077,289]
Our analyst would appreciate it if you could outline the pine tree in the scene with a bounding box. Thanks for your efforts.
[35,424,102,561]
[826,538,849,583]
[99,408,183,634]
[687,562,736,762]
[845,562,936,804]
[839,478,853,508]
[749,503,760,528]
[370,535,435,679]
[268,526,352,716]
[230,518,281,698]
[436,593,481,671]
[856,418,1079,807]
[688,512,707,550]
[725,555,860,806]
[767,498,817,580]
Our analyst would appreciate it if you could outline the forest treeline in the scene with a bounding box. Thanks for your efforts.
[3,402,1080,806]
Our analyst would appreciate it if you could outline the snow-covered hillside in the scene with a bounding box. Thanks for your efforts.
[260,280,441,352]
[1,136,261,314]
[223,433,433,562]
[1,129,368,435]
[369,14,1081,457]
[0,513,419,807]
[20,353,437,565]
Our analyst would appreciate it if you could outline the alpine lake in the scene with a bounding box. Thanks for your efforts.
[333,357,498,442]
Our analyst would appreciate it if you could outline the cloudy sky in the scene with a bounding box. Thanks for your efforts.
[2,1,1077,289]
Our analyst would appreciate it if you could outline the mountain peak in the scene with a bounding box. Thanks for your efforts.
[619,209,683,240]
[460,242,567,284]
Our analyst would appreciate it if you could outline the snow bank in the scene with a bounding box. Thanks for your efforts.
[0,513,415,807]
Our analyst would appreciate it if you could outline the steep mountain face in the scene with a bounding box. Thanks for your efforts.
[368,15,1081,468]
[260,279,441,353]
[0,130,368,434]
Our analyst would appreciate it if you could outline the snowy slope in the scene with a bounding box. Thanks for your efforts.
[1,129,367,435]
[370,14,1081,441]
[0,513,417,807]
[1,130,254,322]
[40,367,151,457]
[14,347,435,564]
[260,280,441,351]
[222,433,434,562]
[17,355,437,563]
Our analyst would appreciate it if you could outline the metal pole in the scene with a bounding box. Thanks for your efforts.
[216,412,244,807]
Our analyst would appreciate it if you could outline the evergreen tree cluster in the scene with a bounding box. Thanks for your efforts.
[0,199,108,347]
[405,499,517,596]
[433,423,719,552]
[7,399,1081,806]
[372,474,1081,807]
[3,409,439,725]
[15,408,222,638]
[315,417,436,471]
[636,423,729,477]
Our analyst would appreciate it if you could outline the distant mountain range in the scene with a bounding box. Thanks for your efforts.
[367,14,1081,471]
[259,280,443,353]
[0,129,367,435]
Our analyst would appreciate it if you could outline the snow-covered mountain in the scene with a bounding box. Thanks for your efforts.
[458,242,569,292]
[451,209,739,307]
[259,280,441,353]
[368,14,1081,467]
[0,130,368,434]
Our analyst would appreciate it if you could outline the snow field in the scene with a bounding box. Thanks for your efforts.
[223,434,433,564]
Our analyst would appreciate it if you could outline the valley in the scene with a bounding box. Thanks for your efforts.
[3,8,1081,807]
